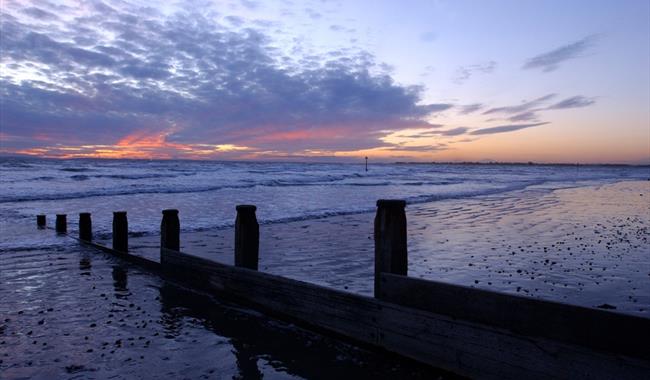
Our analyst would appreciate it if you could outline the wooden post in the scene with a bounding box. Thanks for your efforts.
[79,212,92,241]
[235,205,259,270]
[161,209,180,260]
[374,199,407,298]
[37,214,46,228]
[112,211,128,253]
[55,214,67,234]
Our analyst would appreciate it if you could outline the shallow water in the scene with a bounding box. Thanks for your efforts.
[0,237,449,379]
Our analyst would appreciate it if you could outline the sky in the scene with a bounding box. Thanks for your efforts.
[1,0,649,163]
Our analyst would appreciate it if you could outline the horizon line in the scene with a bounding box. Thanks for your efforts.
[1,153,649,167]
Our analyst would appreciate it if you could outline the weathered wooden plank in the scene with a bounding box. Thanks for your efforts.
[234,205,259,270]
[374,199,407,297]
[112,211,128,252]
[379,272,650,361]
[162,248,650,380]
[79,212,92,241]
[160,209,180,264]
[379,302,650,380]
[55,214,66,233]
[36,214,46,228]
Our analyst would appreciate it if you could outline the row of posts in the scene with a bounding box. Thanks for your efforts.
[37,200,407,296]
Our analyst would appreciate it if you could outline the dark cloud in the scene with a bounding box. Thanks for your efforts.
[459,103,483,114]
[21,6,59,20]
[305,8,322,20]
[470,122,549,135]
[402,127,467,138]
[546,96,596,110]
[388,144,448,152]
[440,127,468,136]
[482,94,595,124]
[483,94,555,115]
[0,1,451,155]
[507,111,539,122]
[225,16,245,26]
[453,61,496,84]
[523,35,597,72]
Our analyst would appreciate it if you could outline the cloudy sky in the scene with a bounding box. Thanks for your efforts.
[1,0,649,163]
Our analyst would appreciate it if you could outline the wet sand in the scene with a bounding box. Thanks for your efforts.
[2,180,648,378]
[0,244,452,379]
[119,180,649,315]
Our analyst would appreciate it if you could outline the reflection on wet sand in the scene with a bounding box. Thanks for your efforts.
[0,242,452,379]
[79,255,91,275]
[112,265,128,294]
[158,283,446,379]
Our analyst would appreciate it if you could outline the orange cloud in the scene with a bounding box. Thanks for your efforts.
[8,130,252,160]
[255,128,347,143]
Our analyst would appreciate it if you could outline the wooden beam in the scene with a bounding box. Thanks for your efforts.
[160,209,180,263]
[378,272,650,361]
[374,199,407,297]
[112,211,128,253]
[55,214,66,234]
[235,205,259,270]
[161,248,650,380]
[79,212,92,241]
[36,214,46,228]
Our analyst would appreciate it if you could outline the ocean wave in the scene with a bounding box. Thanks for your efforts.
[100,173,181,180]
[0,172,633,203]
[0,172,406,202]
[0,162,33,168]
[0,178,458,203]
[60,167,93,172]
[89,180,553,238]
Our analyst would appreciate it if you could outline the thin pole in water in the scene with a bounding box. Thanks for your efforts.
[365,156,368,172]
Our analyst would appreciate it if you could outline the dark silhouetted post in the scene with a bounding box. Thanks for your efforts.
[374,199,407,297]
[161,209,180,257]
[37,214,46,228]
[235,205,259,270]
[113,211,128,252]
[55,214,67,234]
[79,212,92,241]
[365,156,368,172]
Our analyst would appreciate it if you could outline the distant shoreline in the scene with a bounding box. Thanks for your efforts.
[394,161,650,168]
[1,154,649,167]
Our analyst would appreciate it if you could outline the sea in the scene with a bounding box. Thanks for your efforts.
[1,157,648,248]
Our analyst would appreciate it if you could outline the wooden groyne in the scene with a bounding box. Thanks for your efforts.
[38,202,650,379]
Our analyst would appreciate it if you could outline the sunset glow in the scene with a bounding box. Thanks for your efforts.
[1,0,648,163]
